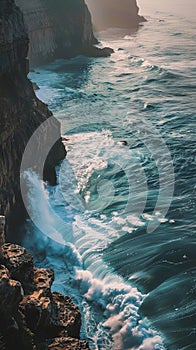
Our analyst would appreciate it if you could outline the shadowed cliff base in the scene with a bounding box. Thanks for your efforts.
[15,0,114,66]
[86,0,146,30]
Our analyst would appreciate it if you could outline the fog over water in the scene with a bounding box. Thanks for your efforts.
[85,0,143,29]
[138,0,196,18]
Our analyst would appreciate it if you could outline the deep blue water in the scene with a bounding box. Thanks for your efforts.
[26,5,196,350]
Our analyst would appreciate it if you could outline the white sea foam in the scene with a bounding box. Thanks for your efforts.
[124,35,134,40]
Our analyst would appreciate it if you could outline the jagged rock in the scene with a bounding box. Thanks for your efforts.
[0,264,26,348]
[20,291,81,339]
[47,337,90,349]
[50,293,81,339]
[0,243,89,349]
[83,46,114,57]
[34,268,54,294]
[0,264,34,350]
[0,265,23,313]
[19,289,52,333]
[0,244,34,286]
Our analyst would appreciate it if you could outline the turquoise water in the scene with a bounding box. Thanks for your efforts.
[27,4,196,350]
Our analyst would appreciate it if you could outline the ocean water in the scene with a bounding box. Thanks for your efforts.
[26,2,196,349]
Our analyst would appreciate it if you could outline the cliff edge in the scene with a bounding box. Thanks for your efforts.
[15,0,103,66]
[0,0,66,234]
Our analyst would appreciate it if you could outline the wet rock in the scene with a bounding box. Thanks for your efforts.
[83,46,114,57]
[47,337,90,349]
[118,140,128,146]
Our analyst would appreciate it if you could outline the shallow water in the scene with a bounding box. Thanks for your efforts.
[26,4,196,349]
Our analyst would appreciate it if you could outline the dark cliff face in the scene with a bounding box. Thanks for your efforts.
[15,0,98,66]
[0,0,66,233]
[86,0,146,30]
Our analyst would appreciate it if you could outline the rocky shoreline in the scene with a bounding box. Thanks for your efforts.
[0,216,90,349]
[0,1,90,348]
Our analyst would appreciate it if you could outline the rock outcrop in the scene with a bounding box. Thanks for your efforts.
[0,241,90,350]
[15,0,102,65]
[0,0,66,233]
[86,0,146,29]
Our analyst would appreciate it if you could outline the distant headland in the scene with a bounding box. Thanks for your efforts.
[85,0,146,29]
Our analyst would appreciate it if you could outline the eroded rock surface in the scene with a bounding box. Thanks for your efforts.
[48,337,90,350]
[0,244,34,286]
[0,243,89,350]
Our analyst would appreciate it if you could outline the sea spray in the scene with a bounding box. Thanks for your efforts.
[22,166,165,349]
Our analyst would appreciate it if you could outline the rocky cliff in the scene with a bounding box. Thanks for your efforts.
[0,220,90,349]
[0,0,66,234]
[0,2,91,348]
[86,0,146,29]
[15,0,99,66]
